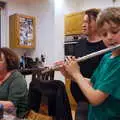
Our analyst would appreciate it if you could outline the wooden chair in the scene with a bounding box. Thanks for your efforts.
[65,79,77,111]
[28,70,73,120]
[26,110,53,120]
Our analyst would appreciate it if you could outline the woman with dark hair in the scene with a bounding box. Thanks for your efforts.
[0,47,28,118]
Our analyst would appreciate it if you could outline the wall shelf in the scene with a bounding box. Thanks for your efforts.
[9,13,36,48]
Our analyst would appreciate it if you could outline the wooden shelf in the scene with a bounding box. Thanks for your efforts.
[9,14,36,48]
[64,11,84,35]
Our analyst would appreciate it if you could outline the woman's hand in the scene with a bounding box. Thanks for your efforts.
[54,60,72,79]
[0,101,15,110]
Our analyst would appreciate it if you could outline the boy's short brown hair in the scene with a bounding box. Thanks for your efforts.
[96,7,120,29]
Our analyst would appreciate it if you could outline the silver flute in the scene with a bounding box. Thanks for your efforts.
[42,44,120,74]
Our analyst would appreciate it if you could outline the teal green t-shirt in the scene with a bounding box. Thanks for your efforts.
[0,71,28,118]
[88,52,120,120]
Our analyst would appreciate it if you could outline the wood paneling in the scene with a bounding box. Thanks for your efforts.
[64,11,85,35]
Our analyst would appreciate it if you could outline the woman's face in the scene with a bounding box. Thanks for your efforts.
[82,14,89,35]
[0,53,7,72]
[88,16,97,34]
[99,21,120,47]
[82,14,97,35]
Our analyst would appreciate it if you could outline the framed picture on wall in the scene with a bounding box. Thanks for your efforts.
[19,17,33,46]
[9,14,36,48]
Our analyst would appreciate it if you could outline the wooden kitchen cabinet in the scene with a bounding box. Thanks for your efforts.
[9,14,36,48]
[64,11,84,35]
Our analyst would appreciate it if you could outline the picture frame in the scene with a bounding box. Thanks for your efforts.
[9,14,36,48]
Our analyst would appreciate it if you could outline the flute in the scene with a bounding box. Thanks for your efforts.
[42,44,120,74]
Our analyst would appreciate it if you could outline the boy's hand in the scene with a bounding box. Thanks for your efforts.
[64,56,81,81]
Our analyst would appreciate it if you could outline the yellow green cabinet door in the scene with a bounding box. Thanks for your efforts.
[64,11,84,35]
[9,14,36,48]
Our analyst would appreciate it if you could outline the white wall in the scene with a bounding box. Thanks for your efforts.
[1,0,32,56]
[1,0,55,63]
[83,0,113,10]
[27,0,55,64]
[54,0,84,62]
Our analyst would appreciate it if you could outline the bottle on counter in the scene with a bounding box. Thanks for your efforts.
[19,56,25,69]
[41,54,45,66]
